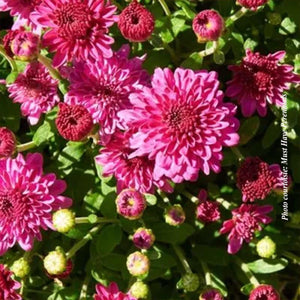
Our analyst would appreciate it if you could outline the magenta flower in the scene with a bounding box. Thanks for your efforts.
[196,201,220,223]
[220,204,273,254]
[66,45,149,140]
[0,153,72,255]
[226,50,300,117]
[0,264,22,300]
[7,61,60,125]
[0,0,42,32]
[249,284,280,300]
[96,131,172,194]
[31,0,118,67]
[237,157,283,202]
[132,227,155,250]
[0,127,16,159]
[200,288,224,300]
[237,0,268,10]
[94,282,136,300]
[118,68,239,184]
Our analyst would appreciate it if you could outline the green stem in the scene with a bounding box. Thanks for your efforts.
[283,251,300,265]
[16,141,36,152]
[79,273,90,300]
[75,217,119,224]
[37,54,62,81]
[173,245,192,273]
[225,7,248,27]
[66,225,102,259]
[201,261,212,286]
[157,189,170,204]
[199,41,219,58]
[0,45,17,72]
[231,147,244,161]
[157,0,171,16]
[181,190,199,204]
[234,257,259,287]
[216,198,236,210]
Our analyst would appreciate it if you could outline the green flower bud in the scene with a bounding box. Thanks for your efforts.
[53,209,75,233]
[267,12,282,26]
[129,281,149,299]
[256,236,276,258]
[126,251,150,277]
[182,273,200,292]
[44,249,67,275]
[11,258,30,278]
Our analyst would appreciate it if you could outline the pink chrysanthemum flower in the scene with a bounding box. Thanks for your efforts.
[118,0,155,42]
[31,0,118,67]
[196,201,220,223]
[226,50,300,117]
[237,157,283,202]
[132,227,155,250]
[0,0,42,32]
[56,103,93,141]
[96,131,171,193]
[192,10,224,43]
[94,282,137,300]
[118,68,240,184]
[220,204,273,254]
[237,0,268,11]
[0,127,16,159]
[249,284,280,300]
[2,28,24,57]
[66,45,149,139]
[0,264,22,300]
[200,288,224,300]
[0,153,72,255]
[7,61,60,125]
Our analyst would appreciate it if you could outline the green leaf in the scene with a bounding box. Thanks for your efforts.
[213,50,225,65]
[100,253,126,272]
[211,273,228,297]
[247,258,288,274]
[0,95,20,132]
[144,193,157,206]
[262,122,281,149]
[192,245,230,266]
[231,32,244,44]
[239,116,260,145]
[100,192,117,218]
[240,283,255,295]
[84,192,104,213]
[244,38,258,51]
[171,16,186,37]
[279,17,297,35]
[33,121,54,146]
[5,71,19,84]
[181,52,203,70]
[174,0,196,19]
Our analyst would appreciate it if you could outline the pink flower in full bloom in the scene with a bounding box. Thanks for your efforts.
[0,264,22,300]
[192,10,224,43]
[66,45,149,140]
[96,130,172,193]
[7,61,60,125]
[249,284,280,300]
[94,282,137,300]
[226,50,300,117]
[31,0,118,67]
[118,68,240,184]
[0,127,16,159]
[0,153,72,255]
[237,0,268,11]
[237,157,283,202]
[220,204,273,254]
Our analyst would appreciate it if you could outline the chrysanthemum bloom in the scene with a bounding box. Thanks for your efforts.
[226,50,300,117]
[237,0,268,11]
[118,0,155,42]
[192,10,224,43]
[132,228,155,250]
[118,68,239,184]
[56,103,93,141]
[10,30,40,61]
[116,189,146,220]
[96,131,172,193]
[31,0,118,67]
[0,153,72,255]
[249,285,280,300]
[94,282,137,300]
[2,28,24,57]
[237,157,283,202]
[66,45,149,139]
[0,264,22,300]
[7,61,60,125]
[0,127,16,159]
[196,200,220,223]
[199,288,224,300]
[46,259,73,279]
[0,0,42,32]
[165,204,186,226]
[220,204,273,254]
[126,251,150,276]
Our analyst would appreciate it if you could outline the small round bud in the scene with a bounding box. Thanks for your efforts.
[267,12,282,26]
[53,209,75,233]
[249,284,280,300]
[181,273,199,292]
[165,204,185,226]
[129,281,149,299]
[0,127,16,159]
[126,251,150,277]
[116,189,147,220]
[199,288,224,300]
[44,249,67,275]
[133,228,155,250]
[11,258,30,278]
[256,236,276,258]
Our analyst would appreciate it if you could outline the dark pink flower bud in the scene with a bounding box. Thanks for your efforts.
[249,284,280,300]
[0,127,16,159]
[132,227,155,250]
[196,200,220,223]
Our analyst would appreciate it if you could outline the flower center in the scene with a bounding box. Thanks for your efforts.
[254,71,272,91]
[54,3,92,40]
[234,213,258,241]
[0,191,25,219]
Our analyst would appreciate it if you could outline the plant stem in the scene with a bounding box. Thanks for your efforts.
[79,273,90,300]
[16,141,36,152]
[157,189,170,204]
[231,147,244,161]
[216,198,236,210]
[199,41,218,58]
[173,245,192,273]
[157,0,171,16]
[234,256,259,287]
[0,45,17,72]
[75,217,119,224]
[66,225,102,259]
[283,251,300,265]
[225,7,248,27]
[37,54,62,81]
[181,190,199,204]
[201,261,212,286]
